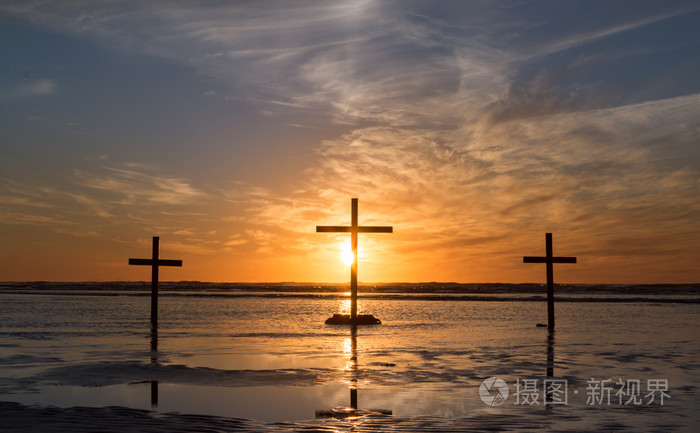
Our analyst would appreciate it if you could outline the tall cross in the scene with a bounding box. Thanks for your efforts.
[523,233,576,331]
[129,236,182,327]
[317,198,392,321]
[150,327,159,407]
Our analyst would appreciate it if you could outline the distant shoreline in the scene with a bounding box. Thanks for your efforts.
[1,282,699,303]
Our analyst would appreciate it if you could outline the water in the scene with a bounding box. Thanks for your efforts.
[0,285,698,431]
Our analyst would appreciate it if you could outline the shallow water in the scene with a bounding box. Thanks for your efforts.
[1,291,698,431]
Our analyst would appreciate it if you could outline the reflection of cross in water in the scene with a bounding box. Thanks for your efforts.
[546,331,554,378]
[315,326,392,418]
[523,233,576,331]
[150,326,158,364]
[150,380,158,408]
[349,325,358,409]
[128,237,182,327]
[317,198,392,322]
[545,330,555,410]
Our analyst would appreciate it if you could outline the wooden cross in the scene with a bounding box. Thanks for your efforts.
[150,327,159,407]
[129,236,182,327]
[350,325,358,409]
[317,198,392,322]
[523,233,576,331]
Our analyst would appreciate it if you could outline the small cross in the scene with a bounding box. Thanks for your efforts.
[129,236,182,327]
[317,198,392,322]
[523,233,576,331]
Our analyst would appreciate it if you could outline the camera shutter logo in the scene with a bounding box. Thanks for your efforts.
[480,377,509,406]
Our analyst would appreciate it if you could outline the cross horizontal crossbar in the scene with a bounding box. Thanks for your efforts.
[523,256,576,264]
[316,226,393,233]
[129,258,183,267]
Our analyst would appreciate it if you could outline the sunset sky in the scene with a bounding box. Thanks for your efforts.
[1,1,698,283]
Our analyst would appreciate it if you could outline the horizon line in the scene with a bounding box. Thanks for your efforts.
[1,280,698,286]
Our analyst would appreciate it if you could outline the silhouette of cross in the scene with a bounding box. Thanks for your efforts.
[317,198,392,321]
[129,236,182,326]
[523,233,576,331]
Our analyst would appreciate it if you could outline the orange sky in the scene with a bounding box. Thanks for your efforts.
[1,2,699,283]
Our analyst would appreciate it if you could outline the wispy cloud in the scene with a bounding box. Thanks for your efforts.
[76,167,206,205]
[1,165,210,236]
[521,6,700,60]
[0,211,64,225]
[0,78,57,100]
[0,1,505,124]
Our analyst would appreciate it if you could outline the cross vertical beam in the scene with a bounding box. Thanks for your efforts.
[151,237,159,326]
[351,199,358,319]
[129,236,182,327]
[523,233,576,331]
[316,198,392,323]
[545,233,554,329]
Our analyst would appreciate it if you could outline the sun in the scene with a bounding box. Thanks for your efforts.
[340,242,354,266]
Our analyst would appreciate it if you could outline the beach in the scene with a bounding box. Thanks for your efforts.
[1,284,698,432]
[3,2,699,432]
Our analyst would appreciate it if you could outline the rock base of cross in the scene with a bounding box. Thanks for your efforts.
[325,313,381,325]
